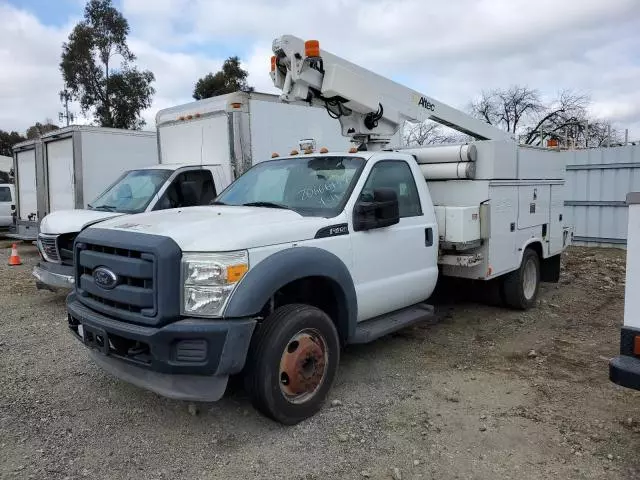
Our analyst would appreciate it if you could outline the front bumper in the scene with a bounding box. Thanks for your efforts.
[33,262,75,290]
[67,294,257,401]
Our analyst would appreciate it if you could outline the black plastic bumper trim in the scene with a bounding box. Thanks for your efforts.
[67,294,256,376]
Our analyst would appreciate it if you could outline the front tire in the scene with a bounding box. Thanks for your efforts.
[502,248,540,310]
[244,304,340,425]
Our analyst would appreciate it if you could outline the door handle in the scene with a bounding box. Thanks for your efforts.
[425,227,433,247]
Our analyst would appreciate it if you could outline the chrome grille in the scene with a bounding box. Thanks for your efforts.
[38,234,60,263]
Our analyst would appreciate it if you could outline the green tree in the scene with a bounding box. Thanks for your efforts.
[0,130,26,157]
[26,121,59,140]
[60,0,155,129]
[193,56,253,100]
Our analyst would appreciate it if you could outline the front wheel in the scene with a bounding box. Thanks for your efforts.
[501,248,540,310]
[244,304,340,425]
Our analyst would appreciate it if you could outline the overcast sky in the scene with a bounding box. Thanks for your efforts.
[1,0,639,138]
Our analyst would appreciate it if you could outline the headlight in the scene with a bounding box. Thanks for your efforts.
[181,251,248,317]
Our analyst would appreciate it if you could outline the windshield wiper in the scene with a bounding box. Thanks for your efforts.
[90,204,118,211]
[242,201,291,210]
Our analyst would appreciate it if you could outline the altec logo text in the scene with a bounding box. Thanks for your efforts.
[418,97,435,111]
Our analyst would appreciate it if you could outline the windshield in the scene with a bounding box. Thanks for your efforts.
[89,169,172,213]
[216,156,365,217]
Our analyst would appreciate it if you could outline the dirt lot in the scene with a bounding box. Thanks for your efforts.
[1,241,639,480]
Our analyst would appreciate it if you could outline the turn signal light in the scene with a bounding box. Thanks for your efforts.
[348,147,358,153]
[305,40,320,57]
[231,102,242,109]
[271,152,279,158]
[271,55,277,71]
[290,149,299,155]
[634,336,640,355]
[319,147,329,154]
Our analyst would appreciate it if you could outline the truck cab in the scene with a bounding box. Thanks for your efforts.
[34,163,227,290]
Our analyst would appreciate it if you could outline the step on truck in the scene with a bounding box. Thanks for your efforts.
[66,35,572,424]
[34,91,351,291]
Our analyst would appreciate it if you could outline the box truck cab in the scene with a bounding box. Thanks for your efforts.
[34,163,225,290]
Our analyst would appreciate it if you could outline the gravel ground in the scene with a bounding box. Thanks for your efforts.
[1,241,639,480]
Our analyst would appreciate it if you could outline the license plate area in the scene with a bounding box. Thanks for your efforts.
[81,324,110,355]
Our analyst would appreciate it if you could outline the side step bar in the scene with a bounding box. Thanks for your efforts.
[350,303,435,344]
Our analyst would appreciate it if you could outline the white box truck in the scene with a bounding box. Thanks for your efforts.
[34,91,351,290]
[64,36,573,424]
[9,127,159,241]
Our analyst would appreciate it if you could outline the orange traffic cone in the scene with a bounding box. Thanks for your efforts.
[8,243,21,266]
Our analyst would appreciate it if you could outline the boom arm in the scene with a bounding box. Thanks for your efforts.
[271,35,513,149]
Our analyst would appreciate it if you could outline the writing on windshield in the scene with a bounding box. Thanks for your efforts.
[216,156,365,217]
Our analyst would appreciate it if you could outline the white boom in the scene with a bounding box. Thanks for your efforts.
[271,35,514,150]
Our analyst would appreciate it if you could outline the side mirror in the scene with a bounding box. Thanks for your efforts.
[353,188,400,232]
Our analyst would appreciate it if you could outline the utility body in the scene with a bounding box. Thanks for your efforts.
[34,91,350,290]
[66,36,571,424]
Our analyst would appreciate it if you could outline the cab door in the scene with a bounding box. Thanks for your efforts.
[348,158,437,321]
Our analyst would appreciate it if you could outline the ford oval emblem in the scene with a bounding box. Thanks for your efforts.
[93,267,118,290]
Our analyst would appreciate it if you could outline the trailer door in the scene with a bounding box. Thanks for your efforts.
[16,149,37,220]
[46,138,75,212]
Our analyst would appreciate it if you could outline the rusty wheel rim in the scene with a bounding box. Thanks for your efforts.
[279,328,328,404]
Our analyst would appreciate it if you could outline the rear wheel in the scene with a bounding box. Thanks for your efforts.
[501,248,540,310]
[244,304,340,425]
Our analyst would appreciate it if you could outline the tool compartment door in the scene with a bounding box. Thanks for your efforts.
[517,185,550,229]
[549,184,565,255]
[16,149,37,220]
[46,138,75,212]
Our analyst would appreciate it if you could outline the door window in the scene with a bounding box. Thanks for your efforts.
[0,187,11,202]
[358,161,422,218]
[155,169,216,210]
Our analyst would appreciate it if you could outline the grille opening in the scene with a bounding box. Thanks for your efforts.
[58,233,77,265]
[39,235,60,262]
[86,244,142,259]
[86,292,143,314]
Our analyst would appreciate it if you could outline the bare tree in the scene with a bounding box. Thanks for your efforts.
[471,86,620,147]
[402,121,464,147]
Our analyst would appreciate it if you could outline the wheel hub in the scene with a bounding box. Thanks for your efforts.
[279,332,327,399]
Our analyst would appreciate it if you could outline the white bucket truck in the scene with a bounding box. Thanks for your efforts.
[34,91,350,290]
[65,36,571,424]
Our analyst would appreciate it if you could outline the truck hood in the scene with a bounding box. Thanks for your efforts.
[39,209,126,235]
[94,206,339,251]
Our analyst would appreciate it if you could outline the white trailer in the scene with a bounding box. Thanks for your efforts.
[9,126,158,241]
[156,91,353,180]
